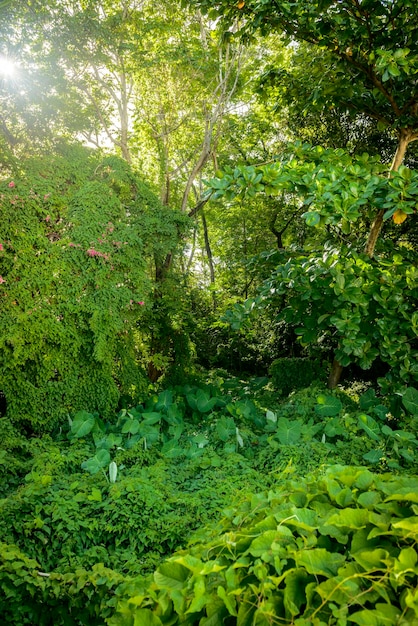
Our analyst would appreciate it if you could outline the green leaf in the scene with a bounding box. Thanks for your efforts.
[303,211,321,226]
[217,586,237,616]
[349,605,401,625]
[154,561,190,590]
[81,449,110,474]
[359,388,378,411]
[357,413,381,441]
[363,449,384,464]
[187,389,217,413]
[161,440,184,458]
[402,387,418,415]
[237,602,256,626]
[295,548,345,577]
[216,416,236,442]
[121,418,140,435]
[249,528,293,557]
[141,412,162,425]
[275,417,302,445]
[316,576,360,605]
[196,389,218,413]
[165,403,184,425]
[87,487,102,502]
[336,273,345,290]
[133,609,163,626]
[155,389,173,411]
[357,491,382,508]
[284,569,309,616]
[71,410,95,438]
[352,548,390,571]
[315,395,343,417]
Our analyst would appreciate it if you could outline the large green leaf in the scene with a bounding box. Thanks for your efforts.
[216,416,236,442]
[363,449,384,464]
[402,387,418,415]
[137,423,160,446]
[81,449,110,474]
[357,413,381,441]
[295,548,345,577]
[350,606,403,626]
[94,432,123,450]
[71,410,95,438]
[155,389,173,412]
[141,412,163,425]
[315,395,342,417]
[249,528,293,557]
[161,439,184,458]
[275,417,302,445]
[217,586,237,617]
[284,569,309,616]
[154,561,190,590]
[187,389,218,413]
[165,403,184,425]
[315,576,360,605]
[121,418,140,435]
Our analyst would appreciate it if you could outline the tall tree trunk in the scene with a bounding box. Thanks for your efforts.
[328,126,417,389]
[201,209,216,309]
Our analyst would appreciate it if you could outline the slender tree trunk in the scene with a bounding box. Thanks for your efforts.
[201,209,216,309]
[328,126,416,389]
[364,127,413,257]
[201,210,215,285]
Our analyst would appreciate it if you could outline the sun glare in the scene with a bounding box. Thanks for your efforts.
[0,57,17,78]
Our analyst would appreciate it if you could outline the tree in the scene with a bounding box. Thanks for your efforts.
[187,0,418,249]
[185,0,418,386]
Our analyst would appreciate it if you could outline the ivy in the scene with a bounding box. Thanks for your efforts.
[0,144,188,431]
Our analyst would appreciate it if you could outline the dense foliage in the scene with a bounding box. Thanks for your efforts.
[0,0,417,624]
[0,144,189,431]
[0,379,417,623]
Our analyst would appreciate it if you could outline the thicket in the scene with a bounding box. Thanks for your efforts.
[0,144,190,432]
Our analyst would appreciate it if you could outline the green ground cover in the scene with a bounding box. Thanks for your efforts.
[0,376,417,624]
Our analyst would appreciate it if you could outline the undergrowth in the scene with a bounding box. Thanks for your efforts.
[0,377,417,624]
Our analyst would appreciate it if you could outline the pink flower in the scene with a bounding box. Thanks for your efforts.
[8,181,15,188]
[69,243,76,247]
[45,215,51,222]
[43,194,51,200]
[137,301,145,306]
[0,276,6,284]
[0,244,3,251]
[86,248,109,261]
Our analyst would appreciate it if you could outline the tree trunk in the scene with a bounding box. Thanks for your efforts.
[201,209,216,309]
[364,127,414,257]
[328,359,344,389]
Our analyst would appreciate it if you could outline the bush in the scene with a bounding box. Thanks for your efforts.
[269,357,324,396]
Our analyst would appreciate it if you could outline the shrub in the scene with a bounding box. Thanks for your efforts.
[269,357,324,396]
